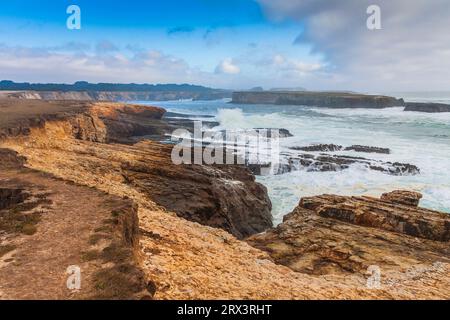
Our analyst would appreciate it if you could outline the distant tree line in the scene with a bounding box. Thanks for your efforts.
[0,80,223,93]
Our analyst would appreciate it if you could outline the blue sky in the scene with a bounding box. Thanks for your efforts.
[1,0,449,91]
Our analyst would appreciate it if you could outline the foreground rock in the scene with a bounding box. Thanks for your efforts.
[122,142,273,239]
[232,91,404,108]
[0,100,272,239]
[404,102,450,113]
[247,191,450,298]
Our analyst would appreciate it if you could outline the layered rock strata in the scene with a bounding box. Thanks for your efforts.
[404,102,450,113]
[247,191,450,298]
[232,91,404,108]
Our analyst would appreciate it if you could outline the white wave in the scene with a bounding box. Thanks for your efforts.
[141,99,450,221]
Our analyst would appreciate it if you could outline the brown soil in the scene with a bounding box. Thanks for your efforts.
[0,167,146,300]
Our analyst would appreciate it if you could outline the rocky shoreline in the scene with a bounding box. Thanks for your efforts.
[0,90,231,102]
[404,102,450,113]
[3,89,450,113]
[232,91,405,108]
[248,191,449,291]
[0,98,449,299]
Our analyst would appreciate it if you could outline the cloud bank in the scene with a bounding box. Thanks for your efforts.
[0,44,210,85]
[215,58,241,75]
[258,0,450,91]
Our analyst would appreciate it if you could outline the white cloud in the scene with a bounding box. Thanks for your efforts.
[271,54,322,75]
[257,0,450,91]
[0,44,214,85]
[215,58,241,75]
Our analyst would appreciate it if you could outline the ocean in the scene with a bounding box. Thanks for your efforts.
[137,93,450,224]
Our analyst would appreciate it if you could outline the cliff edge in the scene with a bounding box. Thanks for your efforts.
[232,91,404,108]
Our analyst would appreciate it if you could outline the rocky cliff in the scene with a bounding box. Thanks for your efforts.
[0,99,272,239]
[247,191,449,298]
[0,90,230,102]
[404,102,450,113]
[0,99,449,300]
[232,91,405,108]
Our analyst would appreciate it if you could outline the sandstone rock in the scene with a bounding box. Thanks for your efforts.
[299,193,449,241]
[0,101,273,239]
[381,190,422,207]
[247,191,450,284]
[90,103,167,143]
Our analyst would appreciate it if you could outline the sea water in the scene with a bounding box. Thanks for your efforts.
[137,93,450,224]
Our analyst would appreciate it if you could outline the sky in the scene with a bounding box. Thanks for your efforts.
[0,0,449,92]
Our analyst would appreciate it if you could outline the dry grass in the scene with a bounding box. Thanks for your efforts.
[0,198,52,235]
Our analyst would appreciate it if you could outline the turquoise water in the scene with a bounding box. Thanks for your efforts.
[137,95,450,224]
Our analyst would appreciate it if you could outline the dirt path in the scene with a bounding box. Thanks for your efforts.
[0,168,143,299]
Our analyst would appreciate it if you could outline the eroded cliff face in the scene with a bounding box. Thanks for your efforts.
[404,102,450,113]
[1,90,230,102]
[232,91,404,108]
[1,99,449,300]
[248,191,450,299]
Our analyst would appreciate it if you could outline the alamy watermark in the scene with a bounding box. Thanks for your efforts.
[67,5,81,30]
[66,265,81,291]
[170,121,281,175]
[367,5,382,30]
[366,265,382,289]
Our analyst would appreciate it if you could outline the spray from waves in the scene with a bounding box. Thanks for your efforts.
[311,107,450,125]
[259,161,450,225]
[215,108,299,131]
[215,108,248,129]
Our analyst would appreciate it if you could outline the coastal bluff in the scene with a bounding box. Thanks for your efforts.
[0,99,448,300]
[404,102,450,113]
[232,91,404,108]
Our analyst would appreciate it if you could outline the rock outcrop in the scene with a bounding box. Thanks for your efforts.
[0,99,273,239]
[381,190,422,207]
[344,145,390,154]
[404,102,450,113]
[247,191,450,277]
[298,193,449,241]
[0,99,168,144]
[232,91,404,108]
[121,141,273,239]
[290,144,343,152]
[253,153,420,176]
[0,90,231,102]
